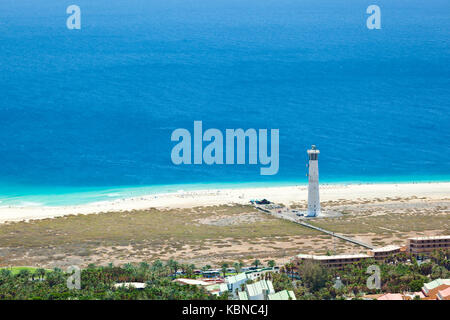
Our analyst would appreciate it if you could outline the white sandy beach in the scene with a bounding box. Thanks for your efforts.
[0,182,449,224]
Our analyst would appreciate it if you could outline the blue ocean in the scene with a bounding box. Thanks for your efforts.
[0,0,449,206]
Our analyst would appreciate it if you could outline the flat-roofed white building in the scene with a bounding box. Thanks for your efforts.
[113,282,147,289]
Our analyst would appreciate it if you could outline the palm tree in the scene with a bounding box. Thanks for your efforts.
[253,259,261,269]
[151,259,164,273]
[139,262,149,270]
[180,264,188,275]
[411,257,419,278]
[87,263,96,270]
[172,261,180,277]
[36,268,46,280]
[233,262,241,274]
[167,259,179,277]
[285,262,295,279]
[186,264,195,278]
[221,263,229,277]
[0,269,12,278]
[267,260,276,268]
[123,263,135,272]
[17,269,31,279]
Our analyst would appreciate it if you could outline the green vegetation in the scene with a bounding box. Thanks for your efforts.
[0,250,448,300]
[0,202,447,267]
[1,266,52,275]
[0,260,226,300]
[0,205,315,248]
[273,250,450,300]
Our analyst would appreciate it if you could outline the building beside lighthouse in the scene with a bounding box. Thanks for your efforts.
[307,145,320,217]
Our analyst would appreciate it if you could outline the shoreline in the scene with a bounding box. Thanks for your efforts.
[1,176,450,207]
[0,181,449,224]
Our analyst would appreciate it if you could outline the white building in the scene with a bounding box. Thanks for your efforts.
[268,290,296,300]
[113,282,147,289]
[307,145,320,217]
[245,267,279,281]
[225,268,280,298]
[239,280,275,300]
[225,272,248,296]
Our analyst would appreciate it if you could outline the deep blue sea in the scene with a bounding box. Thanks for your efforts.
[0,0,449,206]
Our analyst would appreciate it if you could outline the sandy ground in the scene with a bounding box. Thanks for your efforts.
[0,182,449,223]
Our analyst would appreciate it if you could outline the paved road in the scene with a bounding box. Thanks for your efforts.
[254,205,375,250]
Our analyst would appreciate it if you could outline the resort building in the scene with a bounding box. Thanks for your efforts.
[407,235,450,255]
[421,279,450,297]
[295,246,402,268]
[226,272,293,300]
[268,290,296,300]
[174,278,216,286]
[293,236,448,269]
[201,270,221,278]
[368,245,401,261]
[403,292,425,300]
[294,253,371,269]
[436,287,450,300]
[113,282,147,289]
[237,291,249,300]
[206,283,229,296]
[422,284,450,300]
[376,293,404,301]
[239,280,275,300]
[224,267,280,297]
[174,278,228,296]
[245,267,280,280]
[225,273,248,296]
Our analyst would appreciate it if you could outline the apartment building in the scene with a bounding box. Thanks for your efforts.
[369,245,401,261]
[407,235,450,255]
[295,253,371,269]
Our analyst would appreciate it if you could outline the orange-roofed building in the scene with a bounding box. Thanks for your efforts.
[377,293,404,300]
[437,287,450,300]
[422,284,450,300]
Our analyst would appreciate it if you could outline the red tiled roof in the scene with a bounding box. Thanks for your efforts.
[437,287,450,300]
[423,284,450,300]
[377,293,404,300]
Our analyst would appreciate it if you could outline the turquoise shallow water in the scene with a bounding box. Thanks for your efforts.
[1,175,449,207]
[0,0,449,206]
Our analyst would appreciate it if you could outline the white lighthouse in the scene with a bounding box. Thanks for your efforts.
[307,145,320,217]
